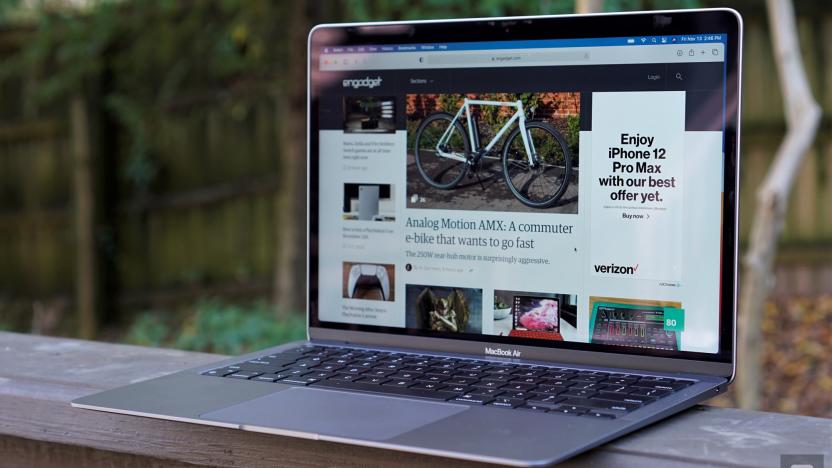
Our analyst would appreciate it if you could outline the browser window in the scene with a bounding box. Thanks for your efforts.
[314,34,727,356]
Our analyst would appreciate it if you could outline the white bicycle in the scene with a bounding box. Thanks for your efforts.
[413,97,572,208]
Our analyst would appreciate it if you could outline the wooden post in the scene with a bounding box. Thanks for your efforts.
[71,94,98,339]
[274,2,311,317]
[575,0,603,14]
[737,0,821,409]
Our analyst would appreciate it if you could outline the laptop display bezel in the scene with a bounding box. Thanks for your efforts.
[306,9,741,378]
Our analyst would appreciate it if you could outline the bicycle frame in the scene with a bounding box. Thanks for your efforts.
[436,98,536,165]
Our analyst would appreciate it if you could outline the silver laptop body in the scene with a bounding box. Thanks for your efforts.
[73,9,742,466]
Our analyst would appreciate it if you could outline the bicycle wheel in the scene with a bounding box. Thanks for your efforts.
[501,121,572,209]
[413,112,470,190]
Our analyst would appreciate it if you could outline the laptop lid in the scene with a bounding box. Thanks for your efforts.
[307,9,741,379]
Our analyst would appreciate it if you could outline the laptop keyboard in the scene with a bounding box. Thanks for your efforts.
[201,344,695,419]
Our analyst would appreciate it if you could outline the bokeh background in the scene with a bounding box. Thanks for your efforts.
[0,0,829,418]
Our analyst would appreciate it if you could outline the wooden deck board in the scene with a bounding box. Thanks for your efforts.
[0,332,829,467]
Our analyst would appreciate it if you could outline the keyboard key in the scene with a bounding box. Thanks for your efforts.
[583,411,616,419]
[485,367,513,376]
[317,363,345,372]
[386,371,419,380]
[328,374,361,382]
[603,378,638,386]
[446,377,476,385]
[592,393,655,405]
[527,395,566,407]
[453,394,494,405]
[228,371,262,379]
[410,382,446,391]
[629,388,671,398]
[561,397,639,412]
[504,383,536,392]
[511,377,539,385]
[570,374,606,382]
[551,404,589,415]
[598,385,632,394]
[252,374,282,382]
[356,376,389,385]
[416,375,449,384]
[202,368,235,377]
[500,391,532,400]
[467,388,504,397]
[480,375,513,383]
[539,380,573,389]
[278,377,319,386]
[236,361,289,372]
[471,380,504,390]
[562,389,597,398]
[445,384,472,393]
[531,386,567,396]
[382,379,413,388]
[490,397,525,408]
[569,382,602,390]
[305,372,334,380]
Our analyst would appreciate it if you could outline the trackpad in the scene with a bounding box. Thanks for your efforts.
[201,387,468,441]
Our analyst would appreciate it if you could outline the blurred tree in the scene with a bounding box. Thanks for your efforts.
[738,0,821,410]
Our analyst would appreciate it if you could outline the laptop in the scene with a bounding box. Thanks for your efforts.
[72,8,742,466]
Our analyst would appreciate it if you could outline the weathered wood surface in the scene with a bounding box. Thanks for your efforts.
[0,332,829,468]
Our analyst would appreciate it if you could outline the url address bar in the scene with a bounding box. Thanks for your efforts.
[426,49,590,65]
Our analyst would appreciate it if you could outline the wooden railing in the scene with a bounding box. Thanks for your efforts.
[1,331,829,467]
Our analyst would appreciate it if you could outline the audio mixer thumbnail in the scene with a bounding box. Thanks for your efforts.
[590,302,679,351]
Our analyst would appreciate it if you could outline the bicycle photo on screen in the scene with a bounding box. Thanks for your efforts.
[406,91,581,213]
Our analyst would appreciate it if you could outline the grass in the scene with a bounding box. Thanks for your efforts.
[125,299,306,355]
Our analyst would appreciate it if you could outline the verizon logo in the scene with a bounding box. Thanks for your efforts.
[594,263,639,275]
[485,347,521,358]
[342,76,382,89]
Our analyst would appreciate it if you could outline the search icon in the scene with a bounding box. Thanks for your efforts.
[675,72,683,80]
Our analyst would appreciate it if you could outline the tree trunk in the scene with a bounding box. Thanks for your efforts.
[71,94,98,339]
[575,0,603,14]
[737,0,821,410]
[274,2,312,318]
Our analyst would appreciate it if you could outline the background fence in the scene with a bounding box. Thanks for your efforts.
[1,1,831,334]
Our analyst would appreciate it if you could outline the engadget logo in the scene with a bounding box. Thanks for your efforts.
[485,347,521,358]
[594,263,639,275]
[342,76,383,89]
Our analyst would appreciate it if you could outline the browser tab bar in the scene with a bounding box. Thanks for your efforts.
[319,43,725,71]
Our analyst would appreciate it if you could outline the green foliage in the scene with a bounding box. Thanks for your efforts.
[125,300,306,354]
[438,93,464,114]
[341,0,701,21]
[565,113,580,165]
[0,0,289,192]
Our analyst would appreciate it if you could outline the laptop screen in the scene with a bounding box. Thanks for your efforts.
[309,14,739,363]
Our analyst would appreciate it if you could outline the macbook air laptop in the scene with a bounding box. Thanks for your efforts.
[73,8,742,466]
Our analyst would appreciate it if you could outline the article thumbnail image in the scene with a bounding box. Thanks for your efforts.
[406,92,580,214]
[342,183,395,221]
[405,284,482,334]
[343,262,395,302]
[493,290,577,341]
[343,96,396,134]
[587,296,682,351]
